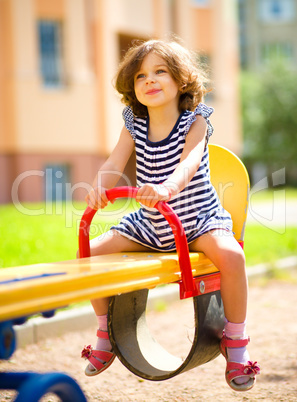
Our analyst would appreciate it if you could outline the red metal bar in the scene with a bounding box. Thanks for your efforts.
[238,240,244,249]
[78,186,198,299]
[78,207,97,259]
[193,272,221,296]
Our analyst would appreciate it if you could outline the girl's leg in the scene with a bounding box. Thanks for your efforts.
[89,229,152,315]
[189,229,247,323]
[81,229,151,375]
[189,230,256,388]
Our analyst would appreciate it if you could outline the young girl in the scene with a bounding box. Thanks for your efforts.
[81,39,260,391]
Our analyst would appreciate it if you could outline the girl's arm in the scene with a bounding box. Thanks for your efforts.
[137,116,207,208]
[86,126,135,210]
[165,115,207,194]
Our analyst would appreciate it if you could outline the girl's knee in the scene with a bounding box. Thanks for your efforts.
[218,246,246,275]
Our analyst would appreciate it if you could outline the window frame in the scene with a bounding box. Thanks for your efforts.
[258,0,296,23]
[37,19,65,88]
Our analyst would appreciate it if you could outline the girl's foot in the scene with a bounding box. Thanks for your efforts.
[220,333,260,391]
[82,329,115,376]
[82,315,114,376]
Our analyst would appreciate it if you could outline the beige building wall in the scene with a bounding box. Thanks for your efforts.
[12,0,98,153]
[0,0,242,203]
[0,0,17,152]
[211,0,242,153]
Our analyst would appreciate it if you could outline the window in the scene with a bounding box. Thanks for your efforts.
[261,42,294,64]
[44,164,70,202]
[258,0,295,22]
[38,20,65,87]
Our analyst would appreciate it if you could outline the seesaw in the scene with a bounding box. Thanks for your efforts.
[80,186,224,381]
[0,144,249,399]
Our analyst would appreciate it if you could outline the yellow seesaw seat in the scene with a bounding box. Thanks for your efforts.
[0,144,249,322]
[209,144,249,244]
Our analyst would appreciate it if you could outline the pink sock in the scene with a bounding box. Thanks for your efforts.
[95,314,112,351]
[97,315,108,331]
[224,319,250,384]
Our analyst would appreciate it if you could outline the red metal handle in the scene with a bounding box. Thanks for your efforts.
[79,186,197,299]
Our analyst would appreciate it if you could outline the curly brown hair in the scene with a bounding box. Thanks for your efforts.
[115,39,210,117]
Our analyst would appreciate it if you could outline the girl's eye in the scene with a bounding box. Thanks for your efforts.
[156,69,166,74]
[136,73,145,79]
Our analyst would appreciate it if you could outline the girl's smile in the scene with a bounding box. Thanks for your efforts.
[145,88,162,95]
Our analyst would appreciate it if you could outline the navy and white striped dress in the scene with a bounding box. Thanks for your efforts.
[111,103,233,251]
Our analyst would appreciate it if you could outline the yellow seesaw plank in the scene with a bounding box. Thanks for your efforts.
[0,252,217,322]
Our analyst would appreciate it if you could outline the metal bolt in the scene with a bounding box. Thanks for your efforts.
[199,280,205,294]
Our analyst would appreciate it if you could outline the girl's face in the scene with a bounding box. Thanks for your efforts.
[134,52,180,113]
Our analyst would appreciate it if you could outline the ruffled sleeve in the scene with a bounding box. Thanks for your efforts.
[122,106,136,141]
[184,103,214,143]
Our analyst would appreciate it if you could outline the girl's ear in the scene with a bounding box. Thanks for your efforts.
[179,83,187,93]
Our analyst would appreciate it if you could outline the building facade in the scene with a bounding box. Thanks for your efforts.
[239,0,297,70]
[0,0,241,203]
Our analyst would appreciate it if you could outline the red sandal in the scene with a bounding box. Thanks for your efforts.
[81,329,116,376]
[220,332,260,391]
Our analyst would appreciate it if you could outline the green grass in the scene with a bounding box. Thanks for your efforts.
[0,194,296,269]
[0,199,138,268]
[243,187,297,265]
[244,224,297,266]
[249,187,297,203]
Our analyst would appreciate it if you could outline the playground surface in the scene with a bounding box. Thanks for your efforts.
[0,276,296,402]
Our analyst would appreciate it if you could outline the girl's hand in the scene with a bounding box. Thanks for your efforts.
[136,184,171,208]
[85,186,109,210]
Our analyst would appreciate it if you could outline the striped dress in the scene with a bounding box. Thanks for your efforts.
[111,103,233,251]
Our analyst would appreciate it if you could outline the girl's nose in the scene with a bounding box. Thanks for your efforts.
[146,75,155,84]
